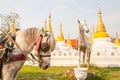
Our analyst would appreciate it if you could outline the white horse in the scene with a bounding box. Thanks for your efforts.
[77,20,91,68]
[0,27,56,80]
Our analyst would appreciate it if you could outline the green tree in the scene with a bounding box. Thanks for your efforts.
[0,12,20,32]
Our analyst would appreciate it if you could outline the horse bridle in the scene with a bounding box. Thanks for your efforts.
[30,32,51,64]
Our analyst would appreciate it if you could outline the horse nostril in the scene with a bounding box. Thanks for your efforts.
[86,30,89,33]
[88,30,89,32]
[45,65,48,69]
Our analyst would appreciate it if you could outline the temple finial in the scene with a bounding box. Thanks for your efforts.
[89,25,95,44]
[67,34,72,47]
[56,22,64,41]
[44,19,47,30]
[10,19,16,32]
[115,32,120,45]
[47,12,52,32]
[94,8,109,38]
[97,8,106,32]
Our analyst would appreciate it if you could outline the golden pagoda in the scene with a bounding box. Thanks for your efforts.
[43,19,47,30]
[89,26,95,44]
[114,32,120,45]
[94,8,109,38]
[47,12,52,32]
[56,22,64,41]
[67,34,72,47]
[10,19,16,32]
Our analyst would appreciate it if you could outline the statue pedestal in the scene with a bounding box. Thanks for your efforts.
[74,67,88,80]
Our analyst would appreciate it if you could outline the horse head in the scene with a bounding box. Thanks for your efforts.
[15,27,56,70]
[29,28,56,70]
[78,20,89,33]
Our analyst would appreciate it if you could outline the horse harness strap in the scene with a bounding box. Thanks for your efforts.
[30,53,51,60]
[29,53,51,64]
[9,54,26,62]
[40,54,51,57]
[0,49,26,63]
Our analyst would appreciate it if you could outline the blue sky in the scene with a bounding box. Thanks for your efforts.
[0,0,120,39]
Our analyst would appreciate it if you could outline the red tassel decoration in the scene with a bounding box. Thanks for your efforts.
[35,37,42,51]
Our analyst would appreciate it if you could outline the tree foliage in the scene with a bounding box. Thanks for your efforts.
[0,12,20,32]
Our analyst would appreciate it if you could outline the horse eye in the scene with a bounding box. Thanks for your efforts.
[41,43,50,52]
[45,32,50,37]
[45,33,48,36]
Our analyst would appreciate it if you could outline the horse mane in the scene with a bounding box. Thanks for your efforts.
[15,27,41,53]
[20,27,40,40]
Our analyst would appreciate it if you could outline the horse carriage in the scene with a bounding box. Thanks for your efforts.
[0,27,56,80]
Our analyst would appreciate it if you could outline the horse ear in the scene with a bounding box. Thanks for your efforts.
[41,27,45,33]
[77,20,81,24]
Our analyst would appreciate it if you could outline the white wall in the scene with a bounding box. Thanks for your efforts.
[50,51,79,66]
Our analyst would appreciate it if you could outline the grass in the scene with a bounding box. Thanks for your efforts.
[17,65,120,80]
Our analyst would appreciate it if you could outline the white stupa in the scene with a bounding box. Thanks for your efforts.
[51,22,78,66]
[90,8,120,67]
[54,22,76,54]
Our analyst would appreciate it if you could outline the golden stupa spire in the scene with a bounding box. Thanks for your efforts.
[89,25,95,44]
[47,12,52,32]
[94,8,109,38]
[56,22,64,41]
[114,32,120,45]
[43,19,47,30]
[67,34,72,47]
[10,19,16,32]
[96,8,106,32]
